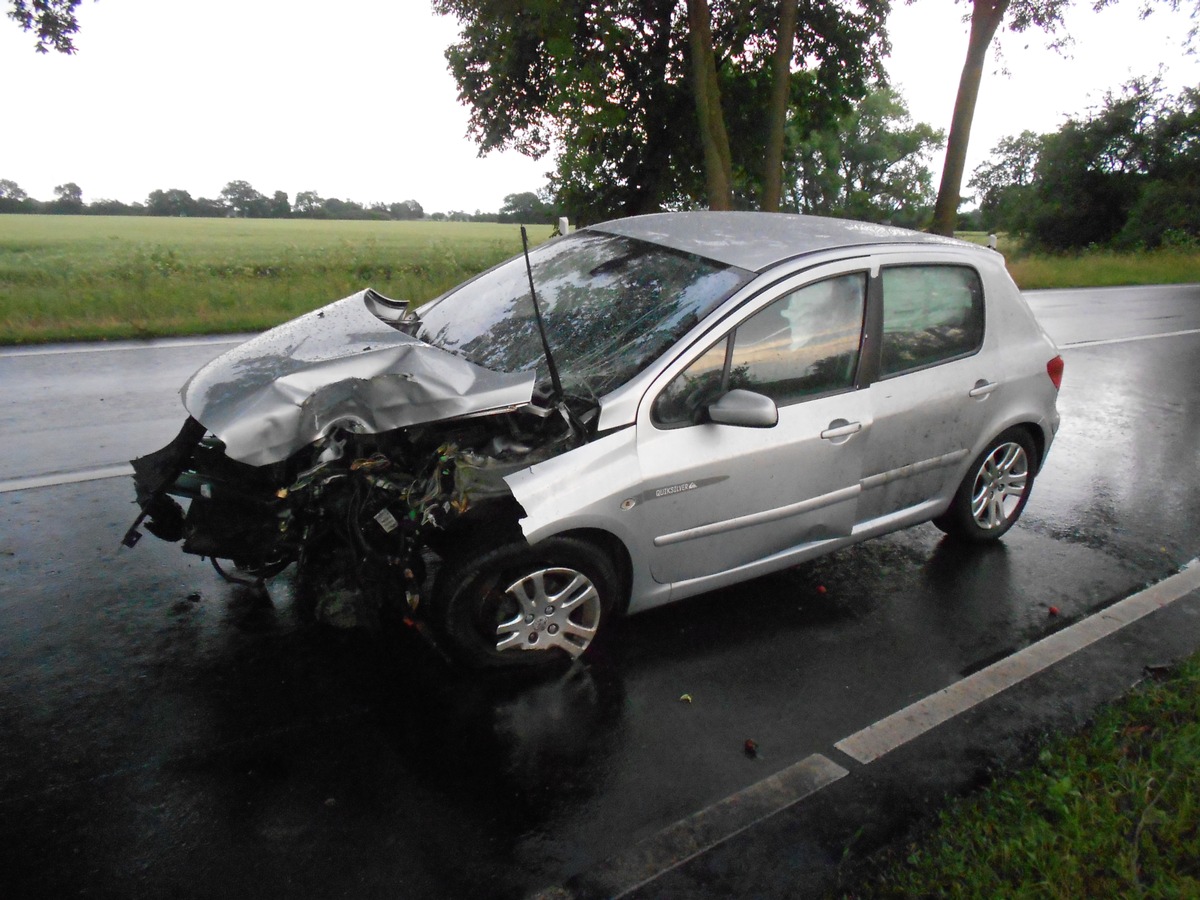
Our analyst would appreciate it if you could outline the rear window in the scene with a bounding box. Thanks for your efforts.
[880,265,984,377]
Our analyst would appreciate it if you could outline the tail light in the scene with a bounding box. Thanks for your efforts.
[1046,355,1064,390]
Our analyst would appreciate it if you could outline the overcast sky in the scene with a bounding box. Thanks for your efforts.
[2,0,1198,213]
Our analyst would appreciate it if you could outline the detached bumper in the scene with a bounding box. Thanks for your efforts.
[121,417,206,548]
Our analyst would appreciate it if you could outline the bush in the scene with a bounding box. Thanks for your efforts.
[1115,179,1200,250]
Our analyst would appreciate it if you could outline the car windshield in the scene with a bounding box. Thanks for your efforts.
[415,231,753,401]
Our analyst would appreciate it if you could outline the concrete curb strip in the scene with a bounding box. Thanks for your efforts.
[834,559,1200,764]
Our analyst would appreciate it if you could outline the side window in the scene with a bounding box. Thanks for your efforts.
[880,266,983,377]
[651,337,729,427]
[652,273,866,428]
[729,273,866,405]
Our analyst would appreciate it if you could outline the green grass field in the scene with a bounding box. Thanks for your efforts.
[0,215,552,343]
[2,216,1199,345]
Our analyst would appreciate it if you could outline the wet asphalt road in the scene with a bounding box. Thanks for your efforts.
[1,285,1199,898]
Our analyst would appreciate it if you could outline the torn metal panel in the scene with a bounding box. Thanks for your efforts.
[504,428,641,544]
[181,290,536,466]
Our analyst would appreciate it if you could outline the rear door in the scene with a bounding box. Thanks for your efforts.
[857,260,996,523]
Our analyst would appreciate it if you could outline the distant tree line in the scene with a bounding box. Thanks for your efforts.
[0,179,561,224]
[968,77,1200,251]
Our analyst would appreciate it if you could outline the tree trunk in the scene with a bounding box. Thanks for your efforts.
[763,0,798,212]
[687,0,734,210]
[628,0,680,215]
[930,0,1009,236]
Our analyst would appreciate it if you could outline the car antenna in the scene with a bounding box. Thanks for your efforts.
[520,225,565,404]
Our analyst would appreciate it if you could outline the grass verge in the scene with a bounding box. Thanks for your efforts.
[850,650,1200,897]
[1007,248,1200,291]
[957,232,1200,290]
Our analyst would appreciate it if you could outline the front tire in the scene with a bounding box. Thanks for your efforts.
[431,536,619,669]
[934,428,1037,542]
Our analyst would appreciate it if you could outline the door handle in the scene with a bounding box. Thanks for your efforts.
[820,420,862,440]
[968,380,998,398]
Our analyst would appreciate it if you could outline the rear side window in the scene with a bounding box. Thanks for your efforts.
[880,266,983,377]
[653,273,866,427]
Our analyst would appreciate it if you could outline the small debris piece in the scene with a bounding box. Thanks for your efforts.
[1048,605,1060,616]
[679,693,693,704]
[816,585,827,594]
[186,591,202,603]
[324,797,337,807]
[744,738,758,758]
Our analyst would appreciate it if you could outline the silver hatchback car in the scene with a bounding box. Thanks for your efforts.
[125,213,1063,668]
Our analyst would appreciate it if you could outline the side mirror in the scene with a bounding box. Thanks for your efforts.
[707,389,778,428]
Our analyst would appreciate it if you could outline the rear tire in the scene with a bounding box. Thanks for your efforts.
[934,428,1037,542]
[431,536,619,669]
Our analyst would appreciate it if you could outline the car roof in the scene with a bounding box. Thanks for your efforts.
[587,211,975,273]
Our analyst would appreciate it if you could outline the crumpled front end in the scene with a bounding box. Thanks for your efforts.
[124,287,586,626]
[181,288,536,467]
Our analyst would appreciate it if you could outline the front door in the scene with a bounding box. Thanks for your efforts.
[632,270,872,585]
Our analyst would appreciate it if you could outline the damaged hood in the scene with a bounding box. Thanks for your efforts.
[182,289,536,466]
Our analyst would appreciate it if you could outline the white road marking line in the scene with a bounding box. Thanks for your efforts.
[0,337,246,359]
[835,559,1200,764]
[553,754,847,900]
[1063,327,1200,348]
[0,464,133,494]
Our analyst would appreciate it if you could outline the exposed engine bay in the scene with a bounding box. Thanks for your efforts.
[124,397,588,623]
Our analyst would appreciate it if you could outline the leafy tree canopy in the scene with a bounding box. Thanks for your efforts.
[7,0,83,53]
[968,131,1042,208]
[147,188,199,217]
[389,199,425,220]
[434,0,889,222]
[294,191,324,216]
[498,190,556,223]
[269,190,291,218]
[219,180,269,217]
[972,76,1200,249]
[53,181,83,208]
[791,84,944,228]
[0,178,28,200]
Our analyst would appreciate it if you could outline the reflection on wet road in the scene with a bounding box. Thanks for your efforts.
[1,287,1199,897]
